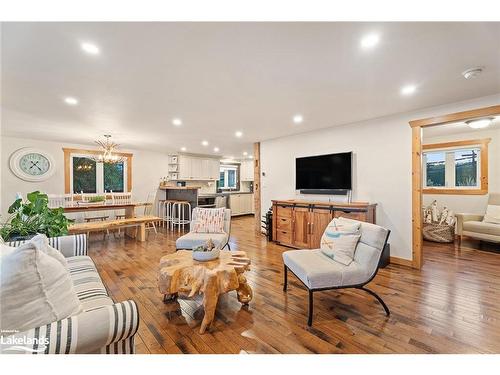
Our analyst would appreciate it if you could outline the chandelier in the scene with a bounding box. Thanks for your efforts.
[91,135,125,164]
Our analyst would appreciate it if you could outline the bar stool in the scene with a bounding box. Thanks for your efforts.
[158,199,177,229]
[171,200,191,232]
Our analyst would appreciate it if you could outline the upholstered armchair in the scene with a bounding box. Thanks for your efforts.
[456,193,500,245]
[175,208,232,250]
[282,217,390,326]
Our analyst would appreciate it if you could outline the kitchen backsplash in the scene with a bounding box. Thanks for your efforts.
[185,180,217,194]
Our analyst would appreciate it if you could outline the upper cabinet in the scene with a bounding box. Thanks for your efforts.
[177,155,220,181]
[240,160,254,181]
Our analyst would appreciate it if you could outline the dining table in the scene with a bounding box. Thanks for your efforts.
[63,201,152,240]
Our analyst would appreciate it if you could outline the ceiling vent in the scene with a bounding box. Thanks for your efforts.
[462,67,483,79]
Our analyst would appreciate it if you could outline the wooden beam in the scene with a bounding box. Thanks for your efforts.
[253,142,261,234]
[409,105,500,128]
[411,126,423,270]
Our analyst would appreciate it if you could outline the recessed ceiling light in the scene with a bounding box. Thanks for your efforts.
[462,67,483,80]
[401,84,417,96]
[243,151,248,156]
[213,147,220,152]
[64,97,79,105]
[466,118,493,129]
[172,118,182,126]
[201,140,209,146]
[235,131,243,138]
[80,42,100,55]
[248,155,254,159]
[180,147,187,152]
[360,34,380,49]
[293,114,304,124]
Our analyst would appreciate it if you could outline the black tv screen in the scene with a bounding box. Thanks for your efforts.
[295,152,352,191]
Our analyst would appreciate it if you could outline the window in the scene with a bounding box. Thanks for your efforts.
[422,139,490,195]
[219,164,239,190]
[63,148,132,194]
[73,157,97,193]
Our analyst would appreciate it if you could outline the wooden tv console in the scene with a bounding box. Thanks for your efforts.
[272,199,377,249]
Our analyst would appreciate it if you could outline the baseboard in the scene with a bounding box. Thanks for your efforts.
[389,256,414,268]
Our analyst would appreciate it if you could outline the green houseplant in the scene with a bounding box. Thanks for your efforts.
[0,191,73,241]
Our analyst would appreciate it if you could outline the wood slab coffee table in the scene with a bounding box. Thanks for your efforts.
[158,250,253,333]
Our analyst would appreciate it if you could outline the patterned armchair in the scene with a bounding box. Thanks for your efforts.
[1,234,139,354]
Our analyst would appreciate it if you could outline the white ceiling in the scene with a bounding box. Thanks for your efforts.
[2,22,500,157]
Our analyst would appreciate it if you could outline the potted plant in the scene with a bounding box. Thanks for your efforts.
[0,191,73,242]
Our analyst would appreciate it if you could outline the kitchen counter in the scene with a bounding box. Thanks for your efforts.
[217,191,254,195]
[159,186,201,190]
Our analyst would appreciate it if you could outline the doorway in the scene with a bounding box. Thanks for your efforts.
[409,105,500,269]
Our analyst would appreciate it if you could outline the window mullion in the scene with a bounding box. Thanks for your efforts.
[445,152,455,188]
[96,163,104,193]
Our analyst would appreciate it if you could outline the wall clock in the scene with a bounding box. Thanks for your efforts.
[9,148,56,182]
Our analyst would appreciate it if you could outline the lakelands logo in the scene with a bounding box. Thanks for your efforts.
[1,332,49,353]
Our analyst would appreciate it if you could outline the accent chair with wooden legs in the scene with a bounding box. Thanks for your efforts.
[282,217,391,326]
[456,192,500,246]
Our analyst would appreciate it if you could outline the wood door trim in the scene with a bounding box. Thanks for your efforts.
[253,142,261,233]
[409,105,500,128]
[409,104,500,270]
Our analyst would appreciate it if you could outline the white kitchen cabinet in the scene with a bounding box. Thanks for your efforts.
[229,193,254,216]
[240,160,254,181]
[210,159,220,180]
[178,156,192,180]
[177,155,220,181]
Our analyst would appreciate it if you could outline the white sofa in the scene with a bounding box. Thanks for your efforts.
[175,208,232,250]
[1,234,139,354]
[282,217,390,326]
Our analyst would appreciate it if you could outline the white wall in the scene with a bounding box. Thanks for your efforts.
[422,127,500,215]
[260,94,500,261]
[1,136,170,218]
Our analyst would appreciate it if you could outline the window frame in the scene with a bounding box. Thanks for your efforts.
[219,163,240,191]
[63,148,133,195]
[422,138,490,195]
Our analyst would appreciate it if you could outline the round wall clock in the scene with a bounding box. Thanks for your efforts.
[9,148,56,182]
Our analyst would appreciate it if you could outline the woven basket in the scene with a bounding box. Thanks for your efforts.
[423,223,455,243]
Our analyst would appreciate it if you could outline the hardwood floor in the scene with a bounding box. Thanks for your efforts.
[88,216,500,354]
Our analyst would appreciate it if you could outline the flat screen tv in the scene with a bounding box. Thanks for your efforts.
[295,152,352,192]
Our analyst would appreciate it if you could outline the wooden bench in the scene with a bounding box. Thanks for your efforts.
[68,215,161,242]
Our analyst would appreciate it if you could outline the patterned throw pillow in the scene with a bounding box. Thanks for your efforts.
[321,234,361,265]
[192,208,226,233]
[320,218,361,265]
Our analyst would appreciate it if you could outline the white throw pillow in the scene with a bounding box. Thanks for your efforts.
[321,234,361,266]
[29,234,68,267]
[0,240,82,334]
[483,205,500,225]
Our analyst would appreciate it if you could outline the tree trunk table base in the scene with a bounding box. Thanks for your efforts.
[158,250,252,334]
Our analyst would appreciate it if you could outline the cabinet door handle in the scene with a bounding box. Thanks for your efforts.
[310,222,314,234]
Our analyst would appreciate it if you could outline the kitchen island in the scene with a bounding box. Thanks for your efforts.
[159,185,200,210]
